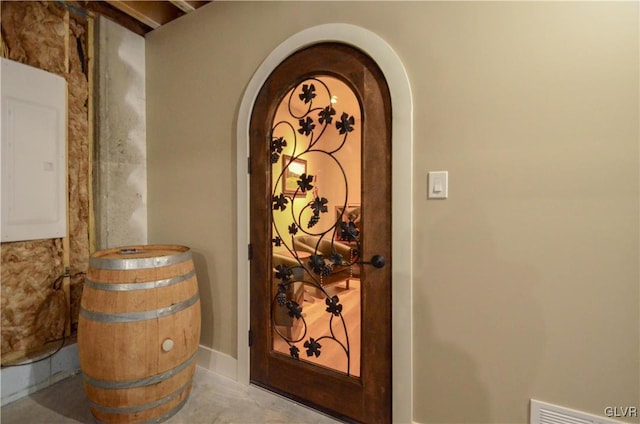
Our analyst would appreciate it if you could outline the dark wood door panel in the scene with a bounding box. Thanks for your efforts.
[250,42,391,423]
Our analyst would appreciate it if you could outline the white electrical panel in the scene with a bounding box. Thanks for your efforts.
[1,58,67,242]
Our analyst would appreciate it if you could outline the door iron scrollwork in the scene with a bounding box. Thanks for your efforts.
[270,77,363,376]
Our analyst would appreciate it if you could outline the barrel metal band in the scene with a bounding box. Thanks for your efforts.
[84,269,196,292]
[88,379,192,414]
[146,395,189,424]
[90,392,190,424]
[89,249,192,271]
[83,352,197,389]
[80,292,200,323]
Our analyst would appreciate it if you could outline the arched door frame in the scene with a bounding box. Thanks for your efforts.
[236,24,413,423]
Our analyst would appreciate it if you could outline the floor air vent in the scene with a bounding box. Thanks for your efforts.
[531,400,624,424]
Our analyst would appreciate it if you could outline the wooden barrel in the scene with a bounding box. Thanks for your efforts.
[78,245,201,423]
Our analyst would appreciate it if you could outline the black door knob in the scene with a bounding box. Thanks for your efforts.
[359,255,386,268]
[368,255,386,268]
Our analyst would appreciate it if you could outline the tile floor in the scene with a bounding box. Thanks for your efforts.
[1,367,340,423]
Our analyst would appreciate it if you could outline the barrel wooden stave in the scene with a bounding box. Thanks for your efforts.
[78,245,201,424]
[89,385,193,424]
[78,308,200,381]
[82,362,195,408]
[83,363,196,423]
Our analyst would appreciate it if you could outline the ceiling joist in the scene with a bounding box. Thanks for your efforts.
[76,1,211,36]
[169,0,211,13]
[105,1,184,29]
[169,0,196,13]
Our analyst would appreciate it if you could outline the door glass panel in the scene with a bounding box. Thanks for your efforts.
[270,76,362,377]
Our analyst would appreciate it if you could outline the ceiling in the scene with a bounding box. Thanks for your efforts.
[82,1,211,36]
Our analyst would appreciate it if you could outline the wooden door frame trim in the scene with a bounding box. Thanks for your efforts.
[236,24,413,423]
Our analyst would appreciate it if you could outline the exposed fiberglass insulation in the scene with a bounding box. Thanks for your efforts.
[1,1,90,358]
[68,17,90,330]
[1,240,66,355]
[1,1,66,74]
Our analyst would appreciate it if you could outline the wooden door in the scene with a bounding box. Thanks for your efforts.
[249,43,392,423]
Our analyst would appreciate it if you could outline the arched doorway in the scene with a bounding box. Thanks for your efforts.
[236,24,413,423]
[249,42,391,421]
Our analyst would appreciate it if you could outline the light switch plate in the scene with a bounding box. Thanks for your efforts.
[428,171,448,199]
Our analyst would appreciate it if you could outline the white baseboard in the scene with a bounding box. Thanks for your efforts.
[196,344,238,381]
[0,342,80,406]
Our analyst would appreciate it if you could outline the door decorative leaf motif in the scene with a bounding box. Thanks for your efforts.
[251,42,392,422]
[270,76,361,376]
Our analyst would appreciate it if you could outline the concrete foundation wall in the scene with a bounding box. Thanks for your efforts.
[94,16,147,250]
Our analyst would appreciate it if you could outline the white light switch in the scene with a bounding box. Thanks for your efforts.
[428,171,448,199]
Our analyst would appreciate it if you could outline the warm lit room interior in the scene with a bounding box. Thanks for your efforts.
[0,1,638,423]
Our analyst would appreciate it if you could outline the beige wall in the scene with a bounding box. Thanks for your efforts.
[146,2,639,423]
